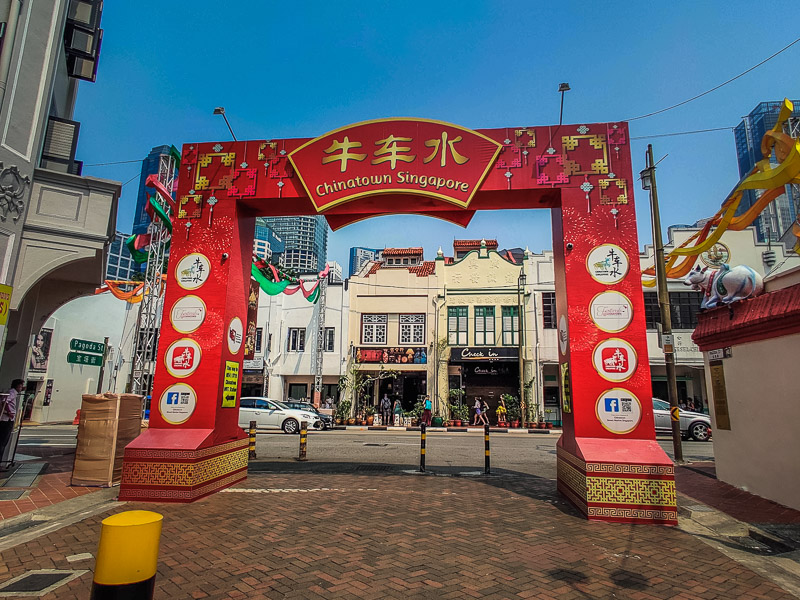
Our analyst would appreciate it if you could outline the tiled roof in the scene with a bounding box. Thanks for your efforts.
[362,260,436,277]
[382,247,423,256]
[453,239,498,250]
[409,261,436,277]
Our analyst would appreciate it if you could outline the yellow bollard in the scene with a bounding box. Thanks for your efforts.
[91,510,163,600]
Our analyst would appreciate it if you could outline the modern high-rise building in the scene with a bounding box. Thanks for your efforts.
[132,145,180,236]
[733,100,800,242]
[348,247,382,277]
[253,218,285,262]
[106,231,138,281]
[262,216,328,273]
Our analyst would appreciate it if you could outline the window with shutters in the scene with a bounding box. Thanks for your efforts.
[542,293,557,329]
[362,314,387,344]
[474,306,495,345]
[287,328,305,352]
[325,328,335,352]
[448,306,468,346]
[399,314,425,345]
[501,306,519,346]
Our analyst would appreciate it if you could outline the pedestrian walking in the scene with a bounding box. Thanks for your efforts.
[392,397,403,426]
[421,395,432,426]
[0,379,23,468]
[380,394,392,425]
[480,399,490,426]
[472,398,482,426]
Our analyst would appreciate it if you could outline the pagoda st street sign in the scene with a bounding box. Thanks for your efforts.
[70,338,105,354]
[67,352,103,366]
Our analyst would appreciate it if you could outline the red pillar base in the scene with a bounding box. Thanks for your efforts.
[557,437,677,525]
[119,429,248,502]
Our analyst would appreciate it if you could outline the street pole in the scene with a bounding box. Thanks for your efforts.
[643,145,683,463]
[517,271,526,424]
[96,337,110,395]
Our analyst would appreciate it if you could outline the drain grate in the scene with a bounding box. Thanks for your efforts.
[0,570,87,596]
[0,490,24,500]
[355,464,393,472]
[2,463,45,488]
[363,443,388,447]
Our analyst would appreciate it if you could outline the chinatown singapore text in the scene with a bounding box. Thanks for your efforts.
[314,132,472,197]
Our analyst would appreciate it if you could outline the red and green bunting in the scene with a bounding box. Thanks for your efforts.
[251,259,329,303]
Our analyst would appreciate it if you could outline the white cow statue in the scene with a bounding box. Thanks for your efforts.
[684,264,764,309]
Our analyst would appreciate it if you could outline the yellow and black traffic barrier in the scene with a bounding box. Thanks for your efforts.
[297,421,308,461]
[484,424,490,474]
[91,510,163,600]
[248,420,257,460]
[419,422,427,472]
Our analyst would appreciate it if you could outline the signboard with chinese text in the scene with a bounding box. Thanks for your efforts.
[355,347,427,364]
[67,352,103,367]
[709,360,730,430]
[289,119,503,212]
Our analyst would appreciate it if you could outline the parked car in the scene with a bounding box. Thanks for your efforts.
[238,397,320,433]
[283,401,333,430]
[652,398,712,441]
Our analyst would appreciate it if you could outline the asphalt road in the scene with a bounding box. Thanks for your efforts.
[13,426,714,479]
[253,429,714,478]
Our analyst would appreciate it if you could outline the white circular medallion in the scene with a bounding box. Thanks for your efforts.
[589,290,633,333]
[159,383,197,425]
[175,253,211,290]
[558,315,569,355]
[227,317,243,354]
[592,338,637,382]
[595,388,642,434]
[587,244,629,284]
[170,295,207,334]
[164,338,202,378]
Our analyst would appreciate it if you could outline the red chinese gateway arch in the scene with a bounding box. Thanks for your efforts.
[119,118,677,525]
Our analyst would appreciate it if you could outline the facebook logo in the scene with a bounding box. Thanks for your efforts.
[604,398,620,412]
[166,392,179,405]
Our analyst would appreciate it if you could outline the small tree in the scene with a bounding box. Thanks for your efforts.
[502,393,521,423]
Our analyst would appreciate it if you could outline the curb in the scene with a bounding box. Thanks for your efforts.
[337,425,556,434]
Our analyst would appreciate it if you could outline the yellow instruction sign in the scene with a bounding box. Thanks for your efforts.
[222,361,239,407]
[0,284,12,326]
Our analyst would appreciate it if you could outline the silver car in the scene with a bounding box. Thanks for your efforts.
[652,398,712,442]
[238,397,320,434]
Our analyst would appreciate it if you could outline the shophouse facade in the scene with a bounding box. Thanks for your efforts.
[435,240,538,424]
[347,248,437,414]
[247,279,349,404]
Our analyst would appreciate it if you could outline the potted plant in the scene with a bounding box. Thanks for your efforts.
[335,399,352,426]
[364,405,375,426]
[431,414,444,427]
[502,394,521,428]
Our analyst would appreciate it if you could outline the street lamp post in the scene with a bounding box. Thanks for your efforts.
[640,144,683,463]
[517,270,527,424]
[213,107,238,141]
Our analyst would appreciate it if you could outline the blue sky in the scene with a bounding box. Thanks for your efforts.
[75,2,799,269]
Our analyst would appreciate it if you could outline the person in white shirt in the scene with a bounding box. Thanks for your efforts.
[0,379,23,466]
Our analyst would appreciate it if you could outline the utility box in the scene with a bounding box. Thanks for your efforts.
[71,393,143,487]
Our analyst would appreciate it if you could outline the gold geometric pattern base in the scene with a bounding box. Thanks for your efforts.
[557,445,677,525]
[119,438,249,503]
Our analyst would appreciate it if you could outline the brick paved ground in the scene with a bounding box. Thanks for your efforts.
[0,449,100,520]
[0,472,795,599]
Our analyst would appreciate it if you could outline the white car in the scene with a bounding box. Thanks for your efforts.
[238,397,320,434]
[652,398,712,442]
